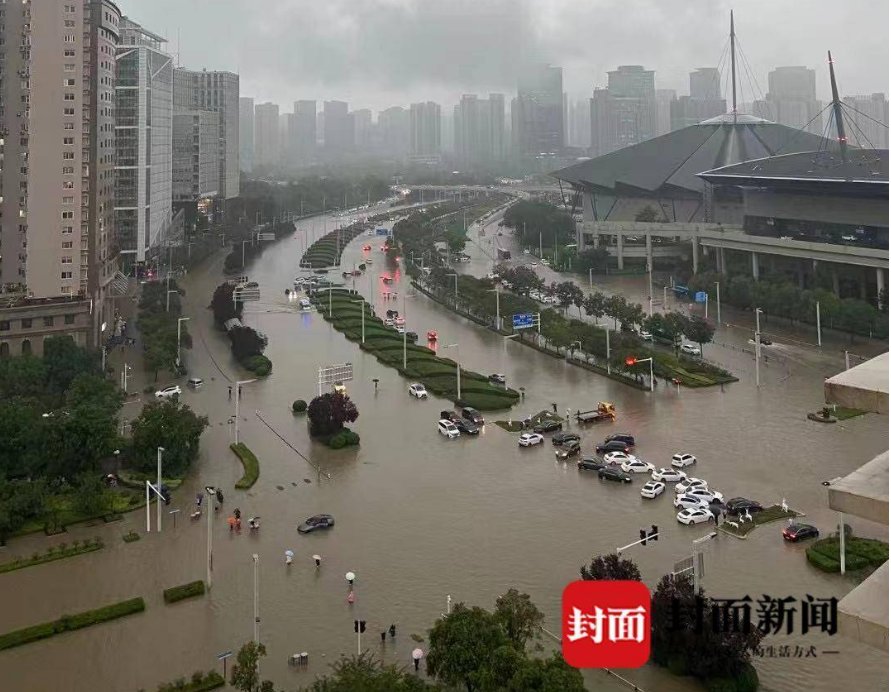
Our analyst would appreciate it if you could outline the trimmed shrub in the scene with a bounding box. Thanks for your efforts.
[230,442,260,490]
[244,354,272,376]
[163,580,206,604]
[328,432,347,449]
[292,399,307,414]
[157,671,225,692]
[343,429,360,446]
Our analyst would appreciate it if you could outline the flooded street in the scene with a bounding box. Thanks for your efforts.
[1,208,887,692]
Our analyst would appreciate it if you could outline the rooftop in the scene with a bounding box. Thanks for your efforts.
[698,149,888,187]
[828,451,889,525]
[824,352,889,414]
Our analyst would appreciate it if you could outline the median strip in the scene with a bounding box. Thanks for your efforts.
[230,442,260,490]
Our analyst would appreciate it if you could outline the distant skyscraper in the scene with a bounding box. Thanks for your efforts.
[254,102,280,168]
[352,109,373,152]
[516,65,564,155]
[690,67,722,100]
[753,66,822,134]
[293,100,317,158]
[589,65,657,155]
[239,97,254,172]
[378,106,410,156]
[454,95,504,167]
[488,94,506,161]
[567,98,591,148]
[655,89,676,136]
[323,101,352,154]
[173,111,220,201]
[842,93,889,149]
[409,102,442,159]
[670,68,727,131]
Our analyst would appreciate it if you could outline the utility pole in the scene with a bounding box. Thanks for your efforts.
[816,301,822,347]
[206,486,214,588]
[253,553,261,683]
[714,281,721,325]
[156,447,163,532]
[605,328,611,375]
[754,307,763,387]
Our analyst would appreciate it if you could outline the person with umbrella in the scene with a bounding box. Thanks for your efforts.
[412,648,424,672]
[285,550,294,566]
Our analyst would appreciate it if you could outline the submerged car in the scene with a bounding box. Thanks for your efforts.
[676,508,714,525]
[782,523,819,542]
[533,419,562,434]
[437,419,460,438]
[671,453,697,468]
[577,456,605,472]
[297,514,335,533]
[640,481,666,499]
[598,467,632,483]
[408,383,428,398]
[652,467,687,483]
[555,440,581,460]
[552,432,581,446]
[518,433,544,447]
[155,385,182,399]
[488,373,506,384]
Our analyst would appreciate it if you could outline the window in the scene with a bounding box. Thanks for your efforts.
[62,166,74,174]
[62,181,74,189]
[63,137,74,145]
[64,20,75,28]
[61,211,73,219]
[62,196,73,204]
[43,317,54,327]
[60,272,72,279]
[0,321,8,331]
[63,152,75,160]
[61,241,73,249]
[64,63,75,71]
[62,226,73,234]
[63,79,75,87]
[21,339,31,356]
[64,122,74,130]
[64,49,76,57]
[63,107,75,115]
[63,35,75,43]
[61,256,72,264]
[64,314,75,325]
[64,93,75,101]
[20,318,31,328]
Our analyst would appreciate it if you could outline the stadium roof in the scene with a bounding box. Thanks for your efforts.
[552,119,830,197]
[697,149,888,186]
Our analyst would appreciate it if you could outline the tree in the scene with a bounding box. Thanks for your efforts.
[582,293,605,323]
[130,400,208,476]
[426,604,509,692]
[683,315,715,354]
[493,589,544,651]
[502,652,585,692]
[230,641,276,692]
[229,326,268,361]
[43,336,98,395]
[73,472,112,517]
[305,653,436,691]
[580,553,642,581]
[306,392,359,437]
[576,247,610,273]
[634,205,659,222]
[662,312,688,350]
[211,281,244,325]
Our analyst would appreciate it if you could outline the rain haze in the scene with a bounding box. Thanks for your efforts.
[133,0,888,109]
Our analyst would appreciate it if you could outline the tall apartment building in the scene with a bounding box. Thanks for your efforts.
[173,69,239,198]
[567,98,591,148]
[0,1,121,353]
[516,65,564,155]
[409,102,441,160]
[488,94,506,161]
[655,89,676,136]
[253,102,279,168]
[671,68,727,131]
[378,106,409,156]
[172,111,220,202]
[752,66,822,134]
[293,100,317,159]
[323,101,352,155]
[115,18,173,272]
[352,108,373,153]
[842,94,889,149]
[453,95,504,167]
[239,97,254,172]
[589,65,657,156]
[690,67,722,100]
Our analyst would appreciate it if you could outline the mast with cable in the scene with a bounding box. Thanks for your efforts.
[827,51,848,163]
[730,10,738,122]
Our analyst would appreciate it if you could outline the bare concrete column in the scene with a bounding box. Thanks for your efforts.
[616,232,624,270]
[691,235,699,274]
[751,252,759,280]
[860,270,868,300]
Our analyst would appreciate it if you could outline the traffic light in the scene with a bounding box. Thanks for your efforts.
[354,620,366,633]
[639,528,647,545]
[625,356,637,366]
[649,525,659,542]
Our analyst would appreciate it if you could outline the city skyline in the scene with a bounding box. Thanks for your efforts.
[132,0,887,111]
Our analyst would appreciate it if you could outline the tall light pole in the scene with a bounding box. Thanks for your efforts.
[754,307,763,388]
[156,447,164,532]
[241,239,250,268]
[444,343,461,400]
[816,300,822,347]
[205,485,215,588]
[234,378,257,445]
[166,289,177,313]
[176,317,190,367]
[588,267,594,289]
[692,531,718,594]
[714,282,721,325]
[402,293,408,369]
[628,356,654,392]
[488,286,501,330]
[605,328,611,375]
[647,262,653,317]
[252,553,260,645]
[351,300,365,343]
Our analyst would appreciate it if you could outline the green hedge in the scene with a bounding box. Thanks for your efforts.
[292,399,307,413]
[0,597,145,651]
[157,670,225,692]
[163,580,206,604]
[230,442,260,489]
[243,354,272,376]
[0,539,103,574]
[806,536,889,572]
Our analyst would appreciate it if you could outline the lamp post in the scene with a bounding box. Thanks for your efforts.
[156,447,164,532]
[754,307,763,387]
[241,239,250,268]
[488,286,501,331]
[588,267,594,289]
[252,553,260,645]
[205,485,216,588]
[444,343,461,400]
[234,378,257,445]
[626,356,654,392]
[816,300,822,347]
[176,317,190,367]
[350,300,365,343]
[121,362,132,394]
[166,289,178,313]
[605,328,611,375]
[714,281,721,325]
[402,293,408,369]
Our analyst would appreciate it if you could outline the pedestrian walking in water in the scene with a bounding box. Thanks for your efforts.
[228,385,232,400]
[347,591,355,604]
[380,631,387,643]
[389,624,396,638]
[195,493,202,508]
[234,507,241,520]
[313,554,322,568]
[238,385,243,399]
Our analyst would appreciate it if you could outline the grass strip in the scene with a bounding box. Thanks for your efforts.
[157,671,225,692]
[230,442,260,490]
[0,539,104,574]
[163,580,206,604]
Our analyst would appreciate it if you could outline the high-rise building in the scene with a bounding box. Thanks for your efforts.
[239,97,254,172]
[454,95,504,167]
[589,65,657,155]
[567,98,591,148]
[752,66,822,134]
[842,93,889,149]
[254,102,280,168]
[173,69,240,198]
[516,65,564,155]
[409,102,441,160]
[115,18,173,271]
[323,101,352,155]
[488,94,506,161]
[0,1,124,351]
[293,100,317,159]
[352,108,373,153]
[172,112,220,202]
[655,89,676,136]
[671,68,727,131]
[378,106,410,156]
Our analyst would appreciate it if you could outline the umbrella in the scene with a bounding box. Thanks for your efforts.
[285,550,294,559]
[412,648,424,660]
[227,516,236,528]
[345,571,356,583]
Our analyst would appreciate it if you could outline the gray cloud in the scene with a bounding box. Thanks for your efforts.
[129,0,887,111]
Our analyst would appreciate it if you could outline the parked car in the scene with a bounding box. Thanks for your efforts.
[155,385,182,399]
[671,453,697,468]
[555,440,582,460]
[577,456,605,472]
[406,331,419,343]
[640,481,665,499]
[488,373,506,384]
[461,407,485,425]
[396,325,406,334]
[518,433,544,447]
[552,432,581,446]
[603,451,636,465]
[596,440,630,454]
[638,330,653,341]
[782,523,819,542]
[598,467,633,483]
[452,418,480,435]
[681,343,701,356]
[684,487,724,503]
[437,419,460,438]
[408,383,428,399]
[533,419,562,434]
[677,508,714,525]
[604,433,636,447]
[675,478,708,494]
[725,498,764,516]
[652,467,687,483]
[297,514,335,533]
[673,494,710,510]
[187,377,203,388]
[621,459,655,474]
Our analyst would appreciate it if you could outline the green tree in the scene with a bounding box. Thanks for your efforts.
[211,281,243,325]
[306,392,359,437]
[230,641,276,692]
[493,589,544,651]
[502,652,585,692]
[304,653,436,691]
[683,315,715,354]
[576,247,610,273]
[582,292,606,323]
[0,354,48,402]
[229,326,268,361]
[580,553,642,581]
[73,472,112,517]
[634,205,659,222]
[130,400,208,476]
[43,336,98,395]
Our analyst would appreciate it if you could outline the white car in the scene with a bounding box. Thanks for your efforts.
[674,494,710,510]
[396,326,406,334]
[685,486,724,503]
[408,383,428,399]
[640,481,665,499]
[638,330,653,341]
[437,419,460,438]
[155,385,181,399]
[604,451,636,465]
[675,477,708,494]
[677,507,715,525]
[671,453,697,468]
[652,467,687,483]
[680,343,701,356]
[541,258,551,266]
[621,459,655,474]
[518,433,545,447]
[384,318,395,326]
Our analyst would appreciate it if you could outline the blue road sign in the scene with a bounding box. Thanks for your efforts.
[694,291,708,303]
[376,228,389,236]
[513,313,535,329]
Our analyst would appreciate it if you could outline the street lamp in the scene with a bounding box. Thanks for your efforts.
[156,446,164,532]
[754,307,763,388]
[444,343,461,400]
[714,281,721,325]
[205,485,216,588]
[241,239,251,268]
[176,317,190,367]
[166,289,178,313]
[625,355,655,392]
[234,378,257,445]
[120,362,132,393]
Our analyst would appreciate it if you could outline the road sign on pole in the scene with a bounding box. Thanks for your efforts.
[257,233,275,241]
[512,313,534,329]
[318,362,354,396]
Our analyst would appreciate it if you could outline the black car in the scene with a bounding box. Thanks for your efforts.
[488,373,506,384]
[556,440,581,459]
[452,418,480,435]
[604,433,635,447]
[783,523,819,542]
[461,407,485,425]
[406,331,419,343]
[577,456,605,472]
[552,432,581,446]
[725,498,764,516]
[595,440,630,454]
[298,514,335,534]
[598,467,632,483]
[533,419,563,434]
[440,410,457,421]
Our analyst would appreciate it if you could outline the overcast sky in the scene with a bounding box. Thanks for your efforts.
[130,0,888,112]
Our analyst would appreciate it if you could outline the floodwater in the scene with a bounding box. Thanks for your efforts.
[0,205,887,692]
